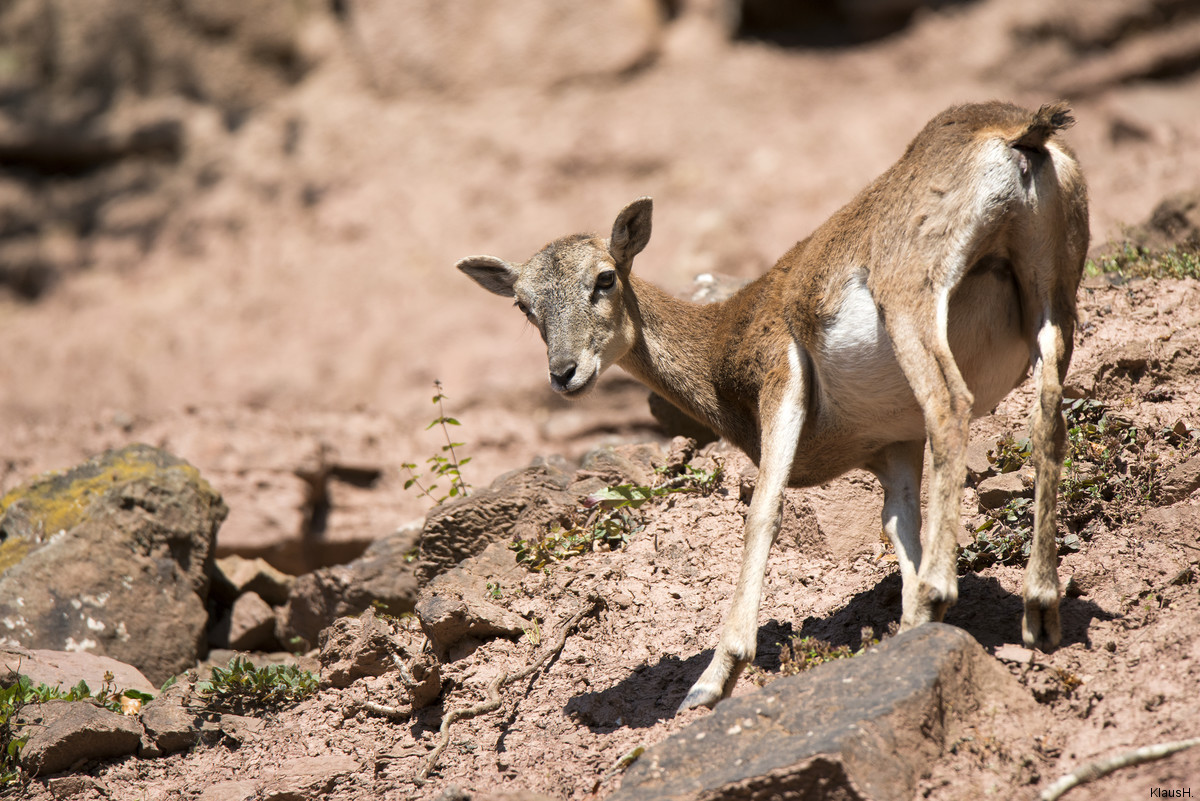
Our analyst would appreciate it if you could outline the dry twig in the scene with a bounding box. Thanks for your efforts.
[1039,737,1200,801]
[414,595,600,785]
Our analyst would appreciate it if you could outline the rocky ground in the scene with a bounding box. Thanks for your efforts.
[2,0,1200,799]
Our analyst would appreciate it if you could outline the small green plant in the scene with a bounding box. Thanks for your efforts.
[987,434,1031,474]
[779,636,856,673]
[962,497,1043,570]
[402,380,472,505]
[511,508,641,571]
[511,462,723,571]
[196,657,317,714]
[654,460,725,494]
[772,625,892,678]
[485,581,503,600]
[1,677,32,788]
[1086,242,1200,280]
[522,617,542,646]
[1,672,154,788]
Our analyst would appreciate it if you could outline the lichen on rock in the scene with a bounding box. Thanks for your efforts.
[0,444,228,685]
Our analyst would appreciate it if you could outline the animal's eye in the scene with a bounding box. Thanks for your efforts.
[595,270,616,292]
[515,300,531,317]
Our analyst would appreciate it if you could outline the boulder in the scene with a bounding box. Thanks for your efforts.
[16,700,143,776]
[416,461,578,585]
[1127,189,1200,252]
[275,524,419,651]
[423,539,528,605]
[257,755,359,799]
[964,439,996,484]
[416,539,535,661]
[0,444,227,685]
[578,443,666,488]
[0,646,156,696]
[318,606,398,688]
[613,624,1034,801]
[198,781,258,801]
[0,0,331,299]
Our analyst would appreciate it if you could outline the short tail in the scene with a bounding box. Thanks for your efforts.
[1010,102,1074,151]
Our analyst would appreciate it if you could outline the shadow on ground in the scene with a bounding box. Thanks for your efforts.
[566,572,1114,731]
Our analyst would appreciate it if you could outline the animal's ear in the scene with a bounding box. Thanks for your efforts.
[457,255,519,298]
[609,197,652,268]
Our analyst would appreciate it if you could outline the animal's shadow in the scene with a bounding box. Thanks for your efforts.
[566,572,1113,731]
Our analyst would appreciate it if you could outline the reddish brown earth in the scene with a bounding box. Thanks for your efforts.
[4,0,1200,798]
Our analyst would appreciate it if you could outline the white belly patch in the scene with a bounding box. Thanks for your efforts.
[816,276,925,439]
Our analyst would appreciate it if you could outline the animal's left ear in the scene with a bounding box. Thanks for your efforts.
[609,197,653,269]
[457,255,519,298]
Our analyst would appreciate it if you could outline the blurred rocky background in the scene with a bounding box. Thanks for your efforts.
[2,0,1199,570]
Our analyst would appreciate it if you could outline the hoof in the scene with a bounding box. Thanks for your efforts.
[1022,598,1062,651]
[677,682,723,714]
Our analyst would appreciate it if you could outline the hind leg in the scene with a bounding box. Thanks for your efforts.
[885,302,972,630]
[1023,311,1073,648]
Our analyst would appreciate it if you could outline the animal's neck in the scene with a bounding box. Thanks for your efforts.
[617,276,728,436]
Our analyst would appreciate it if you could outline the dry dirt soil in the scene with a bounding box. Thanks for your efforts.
[4,0,1200,798]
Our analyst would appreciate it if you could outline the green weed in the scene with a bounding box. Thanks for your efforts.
[1086,242,1200,280]
[987,434,1031,474]
[766,625,893,679]
[195,657,317,715]
[511,461,724,571]
[402,380,472,505]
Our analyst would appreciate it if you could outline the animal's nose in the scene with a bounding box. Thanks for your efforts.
[549,360,577,391]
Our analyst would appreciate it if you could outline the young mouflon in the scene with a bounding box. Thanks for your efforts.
[457,101,1088,712]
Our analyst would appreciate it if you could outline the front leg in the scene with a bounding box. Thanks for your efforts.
[678,342,807,712]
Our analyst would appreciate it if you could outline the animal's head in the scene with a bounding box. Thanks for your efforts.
[457,197,653,398]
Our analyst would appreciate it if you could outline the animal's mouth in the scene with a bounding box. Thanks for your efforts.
[556,366,599,398]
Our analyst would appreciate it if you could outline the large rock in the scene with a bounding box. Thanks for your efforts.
[139,695,201,758]
[1128,189,1200,253]
[16,700,143,776]
[0,444,227,685]
[975,470,1033,511]
[613,624,1034,801]
[416,540,534,661]
[0,646,155,696]
[416,593,528,661]
[416,461,579,585]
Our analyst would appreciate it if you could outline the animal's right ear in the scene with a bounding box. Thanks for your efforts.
[456,256,519,298]
[609,197,653,269]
